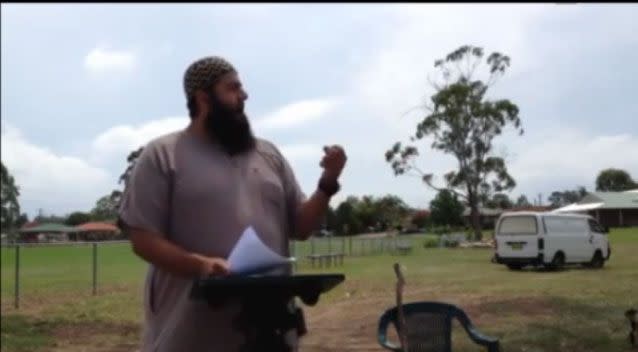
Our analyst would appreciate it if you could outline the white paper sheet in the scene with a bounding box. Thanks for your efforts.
[227,226,295,275]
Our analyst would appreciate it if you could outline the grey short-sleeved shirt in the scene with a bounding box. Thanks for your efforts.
[118,129,307,352]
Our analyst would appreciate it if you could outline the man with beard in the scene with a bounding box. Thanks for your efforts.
[118,56,346,351]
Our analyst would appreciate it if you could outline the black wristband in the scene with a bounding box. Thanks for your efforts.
[318,177,340,197]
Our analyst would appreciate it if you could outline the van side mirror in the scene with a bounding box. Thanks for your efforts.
[603,226,610,234]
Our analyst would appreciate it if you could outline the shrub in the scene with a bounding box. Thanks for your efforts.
[444,239,460,248]
[423,238,439,248]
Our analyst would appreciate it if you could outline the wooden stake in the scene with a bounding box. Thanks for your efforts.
[394,263,409,351]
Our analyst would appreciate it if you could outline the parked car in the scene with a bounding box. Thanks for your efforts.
[493,212,610,270]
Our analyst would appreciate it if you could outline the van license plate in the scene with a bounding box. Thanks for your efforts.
[510,243,524,250]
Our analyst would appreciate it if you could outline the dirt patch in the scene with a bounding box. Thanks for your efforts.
[464,296,558,323]
[51,321,139,340]
[299,294,558,351]
[2,293,562,352]
[300,297,392,351]
[49,321,140,352]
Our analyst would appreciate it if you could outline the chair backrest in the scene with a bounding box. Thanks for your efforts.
[384,302,461,352]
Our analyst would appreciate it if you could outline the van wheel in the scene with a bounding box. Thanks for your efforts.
[590,251,605,269]
[507,264,523,271]
[548,253,565,271]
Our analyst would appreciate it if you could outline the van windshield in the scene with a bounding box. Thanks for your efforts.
[497,216,538,235]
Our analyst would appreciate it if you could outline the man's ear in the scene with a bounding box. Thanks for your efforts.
[194,90,210,116]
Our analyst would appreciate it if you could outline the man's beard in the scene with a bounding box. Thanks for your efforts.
[205,95,256,156]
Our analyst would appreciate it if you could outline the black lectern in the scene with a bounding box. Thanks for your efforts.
[191,274,345,352]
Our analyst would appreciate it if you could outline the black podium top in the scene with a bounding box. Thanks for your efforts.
[191,274,345,306]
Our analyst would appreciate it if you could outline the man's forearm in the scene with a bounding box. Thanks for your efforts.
[129,230,205,278]
[294,189,331,240]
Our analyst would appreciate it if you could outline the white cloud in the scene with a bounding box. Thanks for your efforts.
[84,47,137,73]
[509,130,638,195]
[329,4,638,208]
[4,4,637,217]
[279,143,323,162]
[254,98,338,131]
[91,116,189,164]
[1,123,113,217]
[90,97,338,166]
[349,5,545,129]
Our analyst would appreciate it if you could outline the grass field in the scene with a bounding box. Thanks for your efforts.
[1,228,637,351]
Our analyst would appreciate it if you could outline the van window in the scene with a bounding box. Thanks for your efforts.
[588,219,606,234]
[544,217,589,234]
[497,216,538,235]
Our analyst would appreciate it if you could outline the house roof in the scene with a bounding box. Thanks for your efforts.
[412,210,431,217]
[20,221,40,230]
[462,207,503,217]
[553,202,605,213]
[19,223,79,234]
[509,206,554,212]
[75,222,119,233]
[580,192,638,209]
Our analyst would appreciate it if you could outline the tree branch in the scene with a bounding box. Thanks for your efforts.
[399,102,431,120]
[469,57,480,80]
[424,176,469,201]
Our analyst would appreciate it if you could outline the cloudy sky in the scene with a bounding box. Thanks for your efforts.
[2,4,637,218]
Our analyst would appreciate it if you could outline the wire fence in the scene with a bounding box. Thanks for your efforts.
[0,234,429,311]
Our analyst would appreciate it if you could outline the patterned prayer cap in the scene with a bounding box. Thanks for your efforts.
[183,56,236,97]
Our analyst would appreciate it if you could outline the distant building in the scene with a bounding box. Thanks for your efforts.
[18,223,79,243]
[462,205,554,229]
[73,222,122,241]
[553,190,638,227]
[401,209,431,233]
[462,207,503,229]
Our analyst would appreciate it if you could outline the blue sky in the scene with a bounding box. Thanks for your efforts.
[2,3,637,218]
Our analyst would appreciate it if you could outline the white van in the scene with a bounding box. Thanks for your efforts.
[493,212,610,270]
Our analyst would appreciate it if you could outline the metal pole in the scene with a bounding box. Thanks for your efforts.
[92,243,98,296]
[14,245,20,309]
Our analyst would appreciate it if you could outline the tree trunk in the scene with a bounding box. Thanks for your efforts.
[470,202,482,241]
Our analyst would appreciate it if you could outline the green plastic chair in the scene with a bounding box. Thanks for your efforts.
[378,301,500,352]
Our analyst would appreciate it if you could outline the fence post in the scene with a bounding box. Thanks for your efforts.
[311,237,315,256]
[290,241,297,272]
[328,237,332,254]
[92,243,98,296]
[349,237,352,256]
[342,237,346,255]
[14,245,20,309]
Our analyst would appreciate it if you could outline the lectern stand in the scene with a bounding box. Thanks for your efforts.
[191,274,345,352]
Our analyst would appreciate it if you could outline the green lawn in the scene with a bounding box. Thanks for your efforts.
[1,228,636,351]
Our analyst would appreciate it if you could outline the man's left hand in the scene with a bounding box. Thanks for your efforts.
[320,145,347,181]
